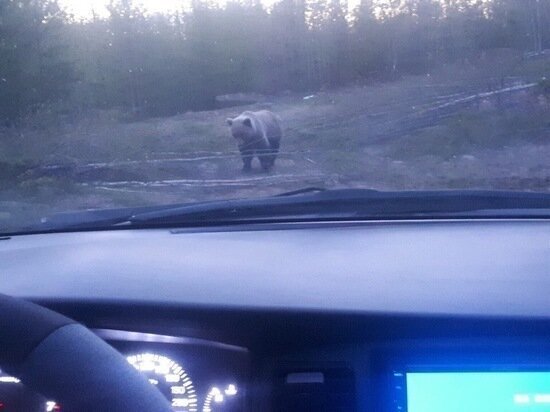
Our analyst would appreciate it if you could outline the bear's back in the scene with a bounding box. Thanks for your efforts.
[251,110,282,141]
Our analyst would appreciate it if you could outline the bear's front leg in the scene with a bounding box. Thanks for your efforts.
[259,155,273,172]
[240,149,253,172]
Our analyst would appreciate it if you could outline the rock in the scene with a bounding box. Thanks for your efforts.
[215,92,267,109]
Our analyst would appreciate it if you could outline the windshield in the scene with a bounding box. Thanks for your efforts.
[1,0,549,232]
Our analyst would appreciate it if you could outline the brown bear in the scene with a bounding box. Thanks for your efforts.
[226,110,282,172]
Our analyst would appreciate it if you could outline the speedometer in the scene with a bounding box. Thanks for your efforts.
[127,353,198,412]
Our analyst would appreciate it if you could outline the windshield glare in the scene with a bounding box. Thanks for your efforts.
[1,0,550,232]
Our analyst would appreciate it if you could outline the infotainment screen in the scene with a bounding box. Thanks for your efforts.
[403,371,550,412]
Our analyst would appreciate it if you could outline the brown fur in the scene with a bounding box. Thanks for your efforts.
[226,110,282,171]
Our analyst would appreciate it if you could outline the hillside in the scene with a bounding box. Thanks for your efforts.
[0,60,549,230]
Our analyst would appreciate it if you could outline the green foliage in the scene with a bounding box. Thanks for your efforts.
[1,0,550,122]
[0,0,74,121]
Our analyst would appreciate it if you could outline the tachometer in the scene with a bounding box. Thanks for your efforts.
[127,353,198,412]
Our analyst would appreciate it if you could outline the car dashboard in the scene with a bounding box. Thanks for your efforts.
[1,220,550,411]
[0,326,249,412]
[2,309,549,412]
[105,330,247,412]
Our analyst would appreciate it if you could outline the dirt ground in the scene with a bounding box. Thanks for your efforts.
[1,60,549,230]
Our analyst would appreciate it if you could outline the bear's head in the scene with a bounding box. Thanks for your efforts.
[226,114,255,142]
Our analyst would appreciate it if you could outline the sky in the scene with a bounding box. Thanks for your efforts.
[59,0,282,18]
[59,0,366,18]
[59,0,185,18]
[58,0,491,19]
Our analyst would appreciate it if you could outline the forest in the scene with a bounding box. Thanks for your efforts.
[1,0,549,122]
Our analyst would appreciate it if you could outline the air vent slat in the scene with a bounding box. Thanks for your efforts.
[273,367,355,412]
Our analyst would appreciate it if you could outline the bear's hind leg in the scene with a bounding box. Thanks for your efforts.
[258,149,275,172]
[260,138,280,171]
[259,157,273,172]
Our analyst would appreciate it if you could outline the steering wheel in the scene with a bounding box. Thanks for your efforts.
[0,294,172,411]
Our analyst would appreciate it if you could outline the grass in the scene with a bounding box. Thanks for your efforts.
[1,54,550,229]
[538,78,550,95]
[0,161,29,190]
[0,110,227,167]
[386,108,550,161]
[512,58,550,83]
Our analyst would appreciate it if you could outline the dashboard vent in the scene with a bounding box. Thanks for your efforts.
[273,366,355,412]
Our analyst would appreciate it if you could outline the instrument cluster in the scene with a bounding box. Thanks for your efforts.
[0,330,249,412]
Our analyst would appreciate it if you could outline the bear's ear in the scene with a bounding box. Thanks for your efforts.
[226,118,233,126]
[243,118,252,127]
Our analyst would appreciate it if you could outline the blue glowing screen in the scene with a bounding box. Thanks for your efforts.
[406,372,550,412]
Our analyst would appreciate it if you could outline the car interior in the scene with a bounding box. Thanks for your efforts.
[2,0,550,410]
[1,217,550,411]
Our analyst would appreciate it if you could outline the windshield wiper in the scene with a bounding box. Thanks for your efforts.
[23,189,550,234]
[125,189,550,226]
[274,187,327,197]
